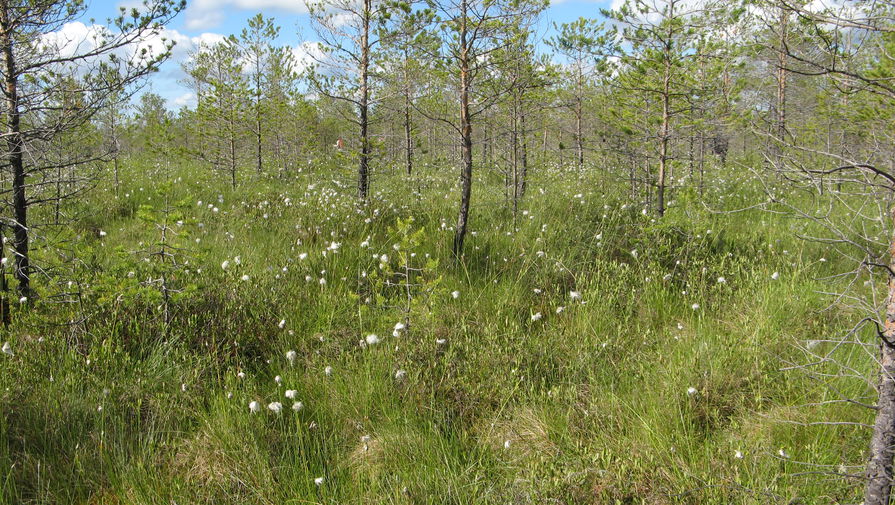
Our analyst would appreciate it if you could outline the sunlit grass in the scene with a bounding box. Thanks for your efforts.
[0,155,874,504]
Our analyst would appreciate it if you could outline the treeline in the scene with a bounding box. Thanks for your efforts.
[104,1,891,258]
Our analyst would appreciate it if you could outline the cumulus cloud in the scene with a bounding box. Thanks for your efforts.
[39,21,194,70]
[40,22,111,59]
[38,21,229,107]
[190,32,227,48]
[173,91,197,108]
[184,0,309,30]
[291,41,327,74]
[40,13,330,109]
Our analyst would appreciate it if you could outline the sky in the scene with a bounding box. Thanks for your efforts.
[79,0,614,109]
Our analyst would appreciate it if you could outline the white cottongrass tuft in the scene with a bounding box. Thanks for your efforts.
[268,402,283,413]
[286,350,297,364]
[1,341,12,356]
[249,401,261,413]
[451,290,460,299]
[365,334,380,345]
[285,390,298,399]
[687,387,698,396]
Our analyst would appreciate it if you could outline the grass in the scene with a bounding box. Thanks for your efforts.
[0,154,878,504]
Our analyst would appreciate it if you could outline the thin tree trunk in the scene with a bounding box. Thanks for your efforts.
[358,0,371,200]
[512,93,519,220]
[699,135,705,199]
[229,131,237,189]
[255,116,262,174]
[776,2,788,143]
[0,223,9,327]
[575,96,583,169]
[520,108,528,197]
[657,60,670,217]
[111,112,120,198]
[688,131,695,180]
[403,53,413,177]
[55,163,61,225]
[453,0,472,258]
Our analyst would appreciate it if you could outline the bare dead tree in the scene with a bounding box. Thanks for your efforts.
[752,2,895,502]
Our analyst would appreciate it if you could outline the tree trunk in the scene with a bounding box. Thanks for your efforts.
[453,0,472,258]
[229,133,237,189]
[357,0,371,200]
[776,1,788,143]
[575,96,583,169]
[657,74,670,217]
[111,112,120,198]
[864,213,895,505]
[520,108,528,198]
[699,135,705,199]
[403,57,413,177]
[55,163,61,225]
[255,115,262,175]
[0,223,9,326]
[511,93,519,220]
[0,5,30,296]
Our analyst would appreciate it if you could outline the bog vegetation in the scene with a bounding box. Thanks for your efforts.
[0,0,893,504]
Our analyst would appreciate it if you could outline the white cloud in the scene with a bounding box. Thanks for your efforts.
[184,0,309,30]
[291,41,326,74]
[190,32,227,48]
[40,22,111,59]
[39,22,197,68]
[173,91,197,108]
[185,10,224,31]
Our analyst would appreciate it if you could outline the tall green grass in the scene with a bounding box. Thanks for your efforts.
[0,156,876,504]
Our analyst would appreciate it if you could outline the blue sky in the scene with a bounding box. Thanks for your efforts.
[81,0,613,109]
